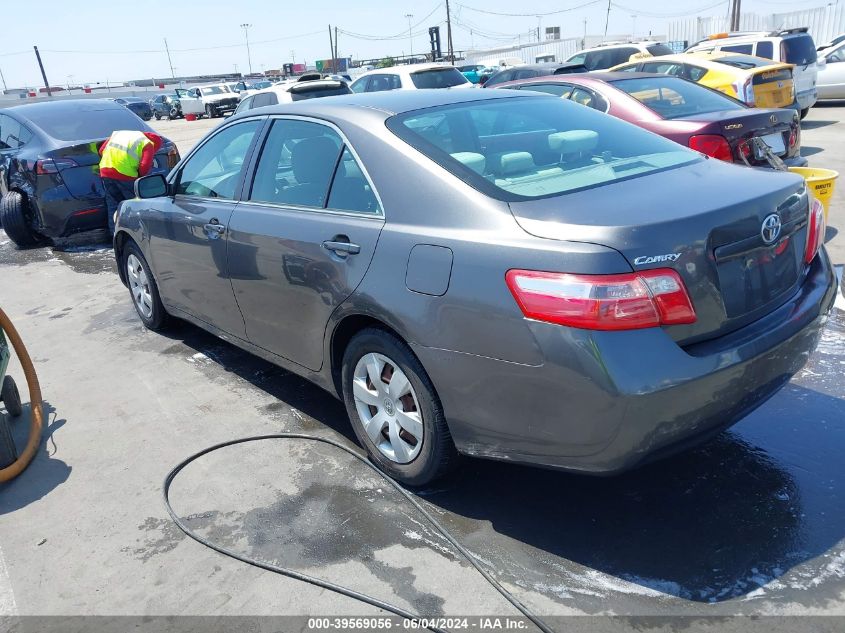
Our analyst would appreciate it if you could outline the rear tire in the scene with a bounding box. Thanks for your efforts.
[122,241,169,331]
[0,192,42,248]
[154,112,162,120]
[800,107,810,120]
[0,376,22,418]
[341,328,458,487]
[205,104,215,119]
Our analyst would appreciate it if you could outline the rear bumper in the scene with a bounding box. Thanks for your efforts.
[795,88,818,110]
[784,154,809,167]
[414,250,836,474]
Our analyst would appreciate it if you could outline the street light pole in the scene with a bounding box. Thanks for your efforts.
[631,14,637,39]
[405,13,414,59]
[240,23,253,75]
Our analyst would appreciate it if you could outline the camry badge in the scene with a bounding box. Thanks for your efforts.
[633,253,682,266]
[725,123,743,129]
[761,213,782,244]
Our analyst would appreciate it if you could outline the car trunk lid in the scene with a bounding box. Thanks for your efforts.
[508,160,809,344]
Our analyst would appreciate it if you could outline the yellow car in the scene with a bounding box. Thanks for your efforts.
[608,51,795,109]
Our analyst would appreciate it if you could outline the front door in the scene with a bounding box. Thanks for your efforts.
[227,117,384,371]
[146,118,264,338]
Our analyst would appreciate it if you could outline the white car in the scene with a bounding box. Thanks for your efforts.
[233,79,352,113]
[685,27,820,117]
[179,84,240,118]
[349,63,473,92]
[564,41,674,71]
[817,41,845,98]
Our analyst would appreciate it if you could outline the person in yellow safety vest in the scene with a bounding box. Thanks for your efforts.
[99,130,163,236]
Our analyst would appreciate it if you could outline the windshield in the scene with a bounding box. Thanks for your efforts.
[201,86,226,95]
[22,104,148,141]
[646,43,674,56]
[782,34,818,65]
[410,68,468,88]
[387,96,698,201]
[614,76,744,119]
[251,81,272,90]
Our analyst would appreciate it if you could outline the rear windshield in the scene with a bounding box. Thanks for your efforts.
[782,34,818,65]
[715,54,777,69]
[21,104,148,141]
[410,68,468,89]
[201,86,226,95]
[646,43,674,56]
[614,76,744,119]
[291,85,352,100]
[387,96,698,201]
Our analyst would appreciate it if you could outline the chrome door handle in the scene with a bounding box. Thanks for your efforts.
[322,240,361,255]
[203,220,225,238]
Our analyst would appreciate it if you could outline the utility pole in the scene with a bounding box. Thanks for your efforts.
[164,38,175,79]
[732,0,742,31]
[405,13,414,58]
[536,16,542,42]
[604,0,611,39]
[0,65,6,92]
[33,46,52,97]
[240,24,253,75]
[582,18,587,49]
[335,26,339,72]
[328,25,335,73]
[631,14,637,39]
[445,0,455,64]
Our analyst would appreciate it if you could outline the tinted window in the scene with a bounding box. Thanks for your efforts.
[756,41,774,59]
[0,114,33,150]
[251,92,278,108]
[614,64,640,72]
[614,76,744,119]
[485,69,514,87]
[177,120,260,199]
[646,43,674,56]
[327,147,380,214]
[584,47,638,70]
[640,61,684,76]
[521,83,574,97]
[781,34,818,65]
[18,103,147,141]
[366,74,401,92]
[410,68,468,88]
[514,69,540,80]
[350,78,367,93]
[291,85,351,100]
[721,44,754,54]
[569,87,608,111]
[687,65,708,81]
[389,97,698,201]
[249,119,342,208]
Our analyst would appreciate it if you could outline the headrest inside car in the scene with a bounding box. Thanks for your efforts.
[494,151,536,176]
[450,152,486,175]
[548,130,599,155]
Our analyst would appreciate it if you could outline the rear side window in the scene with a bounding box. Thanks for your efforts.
[410,68,468,88]
[327,147,380,214]
[177,120,261,199]
[640,61,684,76]
[686,65,708,81]
[721,44,754,54]
[350,78,367,93]
[366,74,401,92]
[388,96,698,201]
[251,92,278,108]
[569,87,608,111]
[781,35,818,65]
[521,83,574,97]
[514,69,540,80]
[234,96,254,114]
[485,70,514,87]
[249,119,342,208]
[756,41,774,59]
[0,114,33,150]
[21,104,147,141]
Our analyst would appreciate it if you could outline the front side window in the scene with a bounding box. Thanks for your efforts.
[365,74,400,92]
[249,119,342,207]
[410,67,469,88]
[350,77,367,93]
[388,96,698,201]
[176,120,261,199]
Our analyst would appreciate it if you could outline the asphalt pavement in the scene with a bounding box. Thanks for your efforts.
[0,107,843,627]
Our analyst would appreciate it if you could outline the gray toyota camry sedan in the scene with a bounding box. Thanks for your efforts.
[114,89,836,485]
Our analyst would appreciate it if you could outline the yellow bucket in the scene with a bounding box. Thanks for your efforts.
[788,167,839,220]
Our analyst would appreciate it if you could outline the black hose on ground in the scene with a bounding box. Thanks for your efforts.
[163,433,555,633]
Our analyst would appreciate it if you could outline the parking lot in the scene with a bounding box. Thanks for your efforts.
[1,104,844,628]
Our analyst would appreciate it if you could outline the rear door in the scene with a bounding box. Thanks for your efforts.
[146,118,264,337]
[228,117,384,370]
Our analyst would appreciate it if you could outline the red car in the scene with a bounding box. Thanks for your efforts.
[493,72,807,168]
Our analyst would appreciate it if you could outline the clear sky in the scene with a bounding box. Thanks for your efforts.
[0,0,821,89]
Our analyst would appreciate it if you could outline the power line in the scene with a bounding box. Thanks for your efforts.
[610,0,729,18]
[337,2,443,41]
[456,0,603,18]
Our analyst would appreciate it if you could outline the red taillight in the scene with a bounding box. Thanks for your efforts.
[35,157,78,174]
[505,268,697,331]
[805,197,826,264]
[167,146,180,169]
[788,128,798,148]
[689,134,733,162]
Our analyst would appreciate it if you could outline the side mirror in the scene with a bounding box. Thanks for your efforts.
[135,174,169,199]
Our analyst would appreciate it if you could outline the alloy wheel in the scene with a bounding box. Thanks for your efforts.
[352,352,423,464]
[126,253,154,319]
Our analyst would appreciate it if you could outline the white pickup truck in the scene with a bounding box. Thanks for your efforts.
[178,84,240,118]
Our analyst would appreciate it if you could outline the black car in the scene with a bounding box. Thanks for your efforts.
[150,94,182,120]
[0,99,179,247]
[483,62,587,88]
[113,97,153,120]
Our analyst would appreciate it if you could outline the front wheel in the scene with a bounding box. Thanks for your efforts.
[800,107,810,120]
[123,241,169,330]
[0,376,22,418]
[154,112,162,120]
[205,104,216,118]
[342,328,458,486]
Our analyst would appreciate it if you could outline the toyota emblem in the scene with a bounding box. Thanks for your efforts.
[761,213,782,244]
